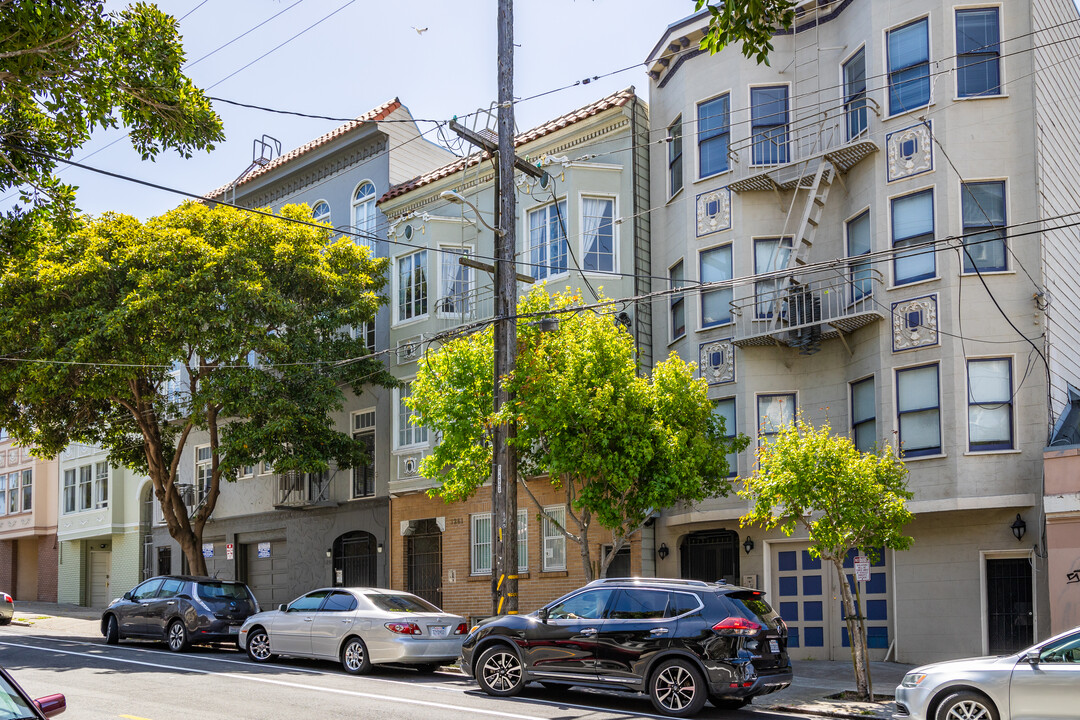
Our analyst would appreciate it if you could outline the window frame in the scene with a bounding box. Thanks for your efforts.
[94,461,108,509]
[579,193,618,275]
[194,445,212,504]
[753,235,794,319]
[394,249,429,325]
[846,208,873,303]
[699,242,734,329]
[696,92,731,179]
[311,199,331,226]
[78,463,93,512]
[749,84,791,166]
[756,392,797,444]
[966,356,1015,452]
[395,380,428,450]
[960,179,1008,274]
[351,180,377,248]
[526,199,569,281]
[542,505,567,572]
[850,375,877,453]
[63,468,76,514]
[668,114,684,198]
[885,15,932,117]
[896,363,942,458]
[890,186,937,286]
[841,45,868,140]
[713,397,738,477]
[436,243,474,317]
[352,408,377,498]
[669,259,686,342]
[955,5,1003,99]
[471,512,493,575]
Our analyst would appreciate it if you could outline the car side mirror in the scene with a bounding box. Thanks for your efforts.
[122,592,132,601]
[34,694,66,718]
[538,607,549,623]
[1024,649,1041,664]
[278,604,287,612]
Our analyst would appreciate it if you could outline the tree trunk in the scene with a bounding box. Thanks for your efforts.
[832,557,871,700]
[579,518,593,582]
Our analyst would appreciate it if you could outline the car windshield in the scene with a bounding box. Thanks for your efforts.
[367,594,441,613]
[725,591,783,631]
[0,673,35,720]
[196,582,251,602]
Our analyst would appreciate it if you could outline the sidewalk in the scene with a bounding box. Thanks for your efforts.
[6,602,914,718]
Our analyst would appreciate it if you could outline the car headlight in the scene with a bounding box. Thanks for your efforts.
[901,673,927,688]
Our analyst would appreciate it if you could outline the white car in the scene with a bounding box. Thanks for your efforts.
[238,587,467,674]
[0,591,12,625]
[895,625,1080,720]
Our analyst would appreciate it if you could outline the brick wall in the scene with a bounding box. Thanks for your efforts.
[0,540,13,594]
[390,484,642,620]
[57,540,84,604]
[36,534,58,602]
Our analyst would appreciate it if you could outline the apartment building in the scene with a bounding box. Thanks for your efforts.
[376,88,653,620]
[0,432,58,602]
[645,0,1080,663]
[150,99,455,610]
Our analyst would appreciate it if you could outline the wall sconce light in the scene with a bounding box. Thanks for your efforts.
[657,543,669,560]
[325,548,332,558]
[1011,514,1027,542]
[743,536,755,555]
[377,543,384,554]
[99,543,107,550]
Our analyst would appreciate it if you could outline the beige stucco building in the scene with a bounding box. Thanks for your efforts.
[645,0,1080,663]
[0,433,58,601]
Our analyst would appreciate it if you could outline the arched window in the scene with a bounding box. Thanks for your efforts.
[352,181,376,236]
[312,200,331,225]
[332,530,378,587]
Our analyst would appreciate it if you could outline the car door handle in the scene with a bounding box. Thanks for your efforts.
[140,603,150,607]
[303,618,313,622]
[166,601,176,606]
[341,619,352,623]
[650,627,670,635]
[580,627,598,636]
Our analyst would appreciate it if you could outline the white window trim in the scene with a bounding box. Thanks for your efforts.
[351,180,378,244]
[94,461,109,509]
[755,391,798,445]
[694,89,734,182]
[882,13,935,120]
[392,249,430,328]
[471,512,493,576]
[667,114,684,199]
[887,183,938,288]
[542,504,567,572]
[523,198,571,283]
[713,396,738,477]
[668,258,687,345]
[746,82,793,168]
[839,43,870,141]
[62,468,77,514]
[351,407,377,499]
[311,198,332,226]
[435,243,475,319]
[393,380,428,451]
[577,192,619,277]
[951,3,1006,100]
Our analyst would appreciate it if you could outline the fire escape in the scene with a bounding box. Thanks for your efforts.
[727,1,883,354]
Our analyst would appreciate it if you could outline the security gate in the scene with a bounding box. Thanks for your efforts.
[986,557,1033,654]
[406,519,442,608]
[681,530,739,585]
[333,531,378,587]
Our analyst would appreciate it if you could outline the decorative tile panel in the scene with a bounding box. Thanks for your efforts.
[696,187,732,237]
[886,122,933,183]
[699,339,735,385]
[892,295,939,352]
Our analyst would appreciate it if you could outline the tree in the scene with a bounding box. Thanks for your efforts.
[0,202,393,574]
[409,287,748,581]
[0,0,223,244]
[694,0,797,65]
[740,416,913,701]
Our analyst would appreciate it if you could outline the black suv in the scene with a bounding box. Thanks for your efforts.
[460,578,791,717]
[101,575,259,652]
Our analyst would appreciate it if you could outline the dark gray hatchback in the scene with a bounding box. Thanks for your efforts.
[101,575,259,652]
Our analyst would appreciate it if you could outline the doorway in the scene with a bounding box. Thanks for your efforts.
[89,549,112,607]
[985,555,1034,654]
[405,519,442,608]
[333,531,378,587]
[680,530,739,584]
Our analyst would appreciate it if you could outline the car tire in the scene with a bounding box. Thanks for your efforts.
[104,615,120,645]
[649,658,708,717]
[341,636,372,675]
[710,695,750,710]
[475,645,526,697]
[0,617,11,627]
[246,627,276,663]
[166,620,190,653]
[934,690,999,720]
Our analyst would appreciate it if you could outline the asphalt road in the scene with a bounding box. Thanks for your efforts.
[0,629,816,720]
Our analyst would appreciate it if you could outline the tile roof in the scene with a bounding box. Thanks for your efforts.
[378,87,636,204]
[205,98,402,200]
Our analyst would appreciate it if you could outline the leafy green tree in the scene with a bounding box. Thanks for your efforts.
[0,202,392,574]
[694,0,797,65]
[0,0,223,244]
[741,416,913,700]
[410,287,748,581]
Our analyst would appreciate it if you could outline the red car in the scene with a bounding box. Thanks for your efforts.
[0,667,65,718]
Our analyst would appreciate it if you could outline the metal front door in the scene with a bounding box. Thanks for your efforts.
[681,530,739,584]
[986,557,1033,655]
[406,519,442,608]
[333,531,377,587]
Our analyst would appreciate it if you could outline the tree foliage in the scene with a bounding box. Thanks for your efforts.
[0,202,392,573]
[695,0,797,65]
[741,416,913,699]
[0,0,223,242]
[410,287,748,580]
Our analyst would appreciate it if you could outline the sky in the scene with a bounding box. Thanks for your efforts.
[5,0,695,220]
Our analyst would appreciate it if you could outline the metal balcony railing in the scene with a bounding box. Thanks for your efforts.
[275,470,335,508]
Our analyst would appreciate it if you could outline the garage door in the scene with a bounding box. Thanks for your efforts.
[203,541,233,581]
[244,541,289,609]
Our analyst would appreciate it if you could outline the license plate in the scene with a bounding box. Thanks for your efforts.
[429,626,449,638]
[229,626,240,634]
[769,639,780,654]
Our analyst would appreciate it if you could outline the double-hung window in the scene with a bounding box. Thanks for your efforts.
[471,513,492,575]
[698,95,730,177]
[352,181,376,253]
[754,237,793,318]
[355,321,376,354]
[439,246,472,315]
[887,18,931,114]
[528,201,567,280]
[700,245,733,327]
[18,470,31,513]
[582,197,615,273]
[397,380,427,448]
[397,250,428,322]
[195,446,211,503]
[758,393,796,443]
[847,210,873,301]
[713,398,738,476]
[897,364,941,457]
[892,189,935,284]
[750,86,789,165]
[95,462,108,508]
[6,474,17,514]
[961,181,1007,272]
[851,377,877,453]
[968,358,1013,451]
[956,8,1001,97]
[79,464,93,511]
[668,116,683,196]
[63,469,76,513]
[542,505,567,571]
[517,508,527,572]
[0,474,5,515]
[352,410,376,498]
[669,260,685,341]
[843,48,868,139]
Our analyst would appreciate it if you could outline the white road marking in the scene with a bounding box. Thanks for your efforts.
[0,640,544,720]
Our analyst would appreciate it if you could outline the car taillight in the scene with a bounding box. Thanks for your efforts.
[453,623,468,635]
[712,616,762,636]
[1,594,11,603]
[385,622,422,635]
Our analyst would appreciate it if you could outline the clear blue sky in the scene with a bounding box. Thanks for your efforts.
[13,0,691,220]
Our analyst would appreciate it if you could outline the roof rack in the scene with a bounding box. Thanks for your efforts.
[586,577,722,587]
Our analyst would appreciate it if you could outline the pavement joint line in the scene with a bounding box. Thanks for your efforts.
[0,640,549,720]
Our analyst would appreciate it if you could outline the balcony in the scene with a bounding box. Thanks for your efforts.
[274,471,337,509]
[729,267,884,352]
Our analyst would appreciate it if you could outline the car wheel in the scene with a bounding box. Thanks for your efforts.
[475,645,525,697]
[246,627,276,663]
[649,659,708,717]
[166,620,190,653]
[710,695,750,710]
[0,617,11,626]
[341,637,372,675]
[104,616,120,645]
[935,690,999,720]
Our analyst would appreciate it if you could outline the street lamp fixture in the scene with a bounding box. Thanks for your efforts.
[743,536,755,555]
[440,190,505,236]
[1010,513,1026,542]
[657,543,669,560]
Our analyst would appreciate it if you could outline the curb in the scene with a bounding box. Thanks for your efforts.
[771,704,893,720]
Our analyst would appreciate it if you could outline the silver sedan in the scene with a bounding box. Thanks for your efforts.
[0,591,12,625]
[895,625,1080,720]
[238,587,467,674]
